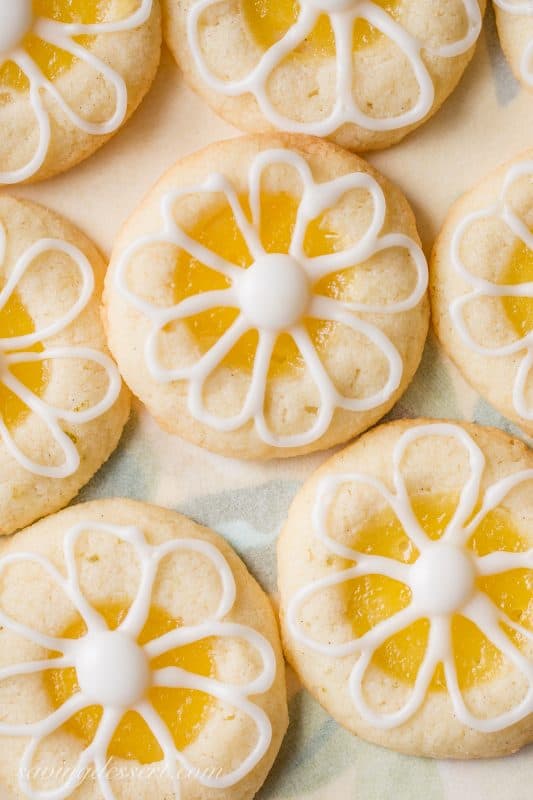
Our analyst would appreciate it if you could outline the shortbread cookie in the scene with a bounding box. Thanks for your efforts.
[0,499,288,800]
[0,0,161,185]
[278,419,533,758]
[0,197,129,535]
[104,134,429,460]
[163,0,485,151]
[431,151,533,435]
[494,0,533,90]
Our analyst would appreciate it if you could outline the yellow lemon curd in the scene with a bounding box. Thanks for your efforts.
[502,240,533,339]
[45,603,215,764]
[174,191,363,377]
[0,292,47,427]
[242,0,401,56]
[345,494,532,690]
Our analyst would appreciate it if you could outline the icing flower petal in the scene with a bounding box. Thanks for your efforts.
[348,615,448,729]
[0,550,82,656]
[447,594,533,732]
[18,706,122,800]
[0,52,50,186]
[0,348,121,479]
[308,296,404,409]
[29,18,128,134]
[149,666,273,790]
[0,236,94,352]
[122,536,238,639]
[286,566,414,658]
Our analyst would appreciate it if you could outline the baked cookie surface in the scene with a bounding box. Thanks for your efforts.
[431,150,533,435]
[278,419,533,758]
[0,499,288,800]
[0,0,161,185]
[163,0,485,151]
[0,196,129,536]
[494,0,533,90]
[104,134,429,460]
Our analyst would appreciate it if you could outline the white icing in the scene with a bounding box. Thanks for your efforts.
[187,0,482,135]
[76,632,151,708]
[0,521,276,800]
[494,0,533,86]
[0,219,121,478]
[0,0,33,55]
[114,147,428,448]
[287,422,533,732]
[0,0,153,184]
[409,543,475,615]
[449,159,533,421]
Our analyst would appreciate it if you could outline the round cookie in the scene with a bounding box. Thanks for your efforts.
[278,418,533,758]
[494,0,533,90]
[0,196,129,535]
[0,498,288,800]
[0,0,161,185]
[163,0,485,152]
[431,150,533,435]
[104,133,429,460]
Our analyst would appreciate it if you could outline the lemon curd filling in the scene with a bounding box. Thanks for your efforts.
[242,0,402,57]
[344,494,532,691]
[45,603,215,764]
[174,190,359,377]
[0,0,105,94]
[0,291,47,428]
[501,240,533,339]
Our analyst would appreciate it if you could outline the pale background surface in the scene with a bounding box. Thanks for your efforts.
[3,4,533,799]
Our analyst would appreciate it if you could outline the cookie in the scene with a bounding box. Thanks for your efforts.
[0,196,129,536]
[0,0,161,185]
[431,151,533,435]
[0,498,288,800]
[163,0,485,152]
[494,0,533,90]
[104,133,429,460]
[278,419,533,758]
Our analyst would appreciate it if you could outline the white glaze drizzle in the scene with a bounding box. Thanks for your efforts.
[114,147,428,447]
[449,159,533,421]
[186,0,482,135]
[287,422,533,731]
[0,219,121,478]
[494,0,533,86]
[0,0,153,185]
[0,521,276,800]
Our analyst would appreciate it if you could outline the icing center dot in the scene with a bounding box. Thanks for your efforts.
[409,544,475,616]
[75,631,151,708]
[0,0,33,56]
[238,254,310,331]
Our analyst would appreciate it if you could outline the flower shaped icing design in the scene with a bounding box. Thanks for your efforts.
[450,160,533,421]
[0,221,121,478]
[187,0,483,135]
[287,423,533,732]
[0,522,276,800]
[114,148,428,448]
[0,0,153,184]
[494,0,533,86]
